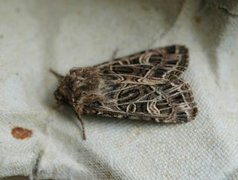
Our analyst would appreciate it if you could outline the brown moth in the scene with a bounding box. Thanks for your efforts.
[51,45,197,140]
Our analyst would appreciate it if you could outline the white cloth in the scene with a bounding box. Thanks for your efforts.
[1,0,238,179]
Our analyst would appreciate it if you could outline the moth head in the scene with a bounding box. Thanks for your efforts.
[50,69,74,105]
[51,67,99,106]
[54,75,74,105]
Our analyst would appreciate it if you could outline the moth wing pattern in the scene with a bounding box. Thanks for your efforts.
[83,45,197,123]
[83,77,197,123]
[95,45,189,82]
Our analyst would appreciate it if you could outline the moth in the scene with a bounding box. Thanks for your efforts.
[51,45,197,140]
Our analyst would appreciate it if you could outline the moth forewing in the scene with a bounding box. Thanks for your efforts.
[52,45,197,140]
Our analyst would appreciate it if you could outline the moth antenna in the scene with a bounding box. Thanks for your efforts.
[75,111,86,140]
[49,69,64,81]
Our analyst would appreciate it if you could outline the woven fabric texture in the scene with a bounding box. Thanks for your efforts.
[0,0,238,179]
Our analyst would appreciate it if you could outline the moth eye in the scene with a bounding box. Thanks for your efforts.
[54,89,63,103]
[56,95,62,101]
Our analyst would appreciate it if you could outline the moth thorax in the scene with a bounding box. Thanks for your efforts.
[70,67,100,92]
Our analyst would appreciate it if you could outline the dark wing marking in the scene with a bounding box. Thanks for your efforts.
[82,76,197,123]
[95,45,189,82]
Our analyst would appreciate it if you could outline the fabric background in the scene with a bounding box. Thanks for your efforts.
[0,0,238,179]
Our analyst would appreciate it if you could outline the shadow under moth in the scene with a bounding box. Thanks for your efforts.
[51,45,197,140]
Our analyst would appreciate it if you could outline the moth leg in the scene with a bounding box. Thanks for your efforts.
[71,94,86,140]
[110,48,119,60]
[75,111,86,140]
